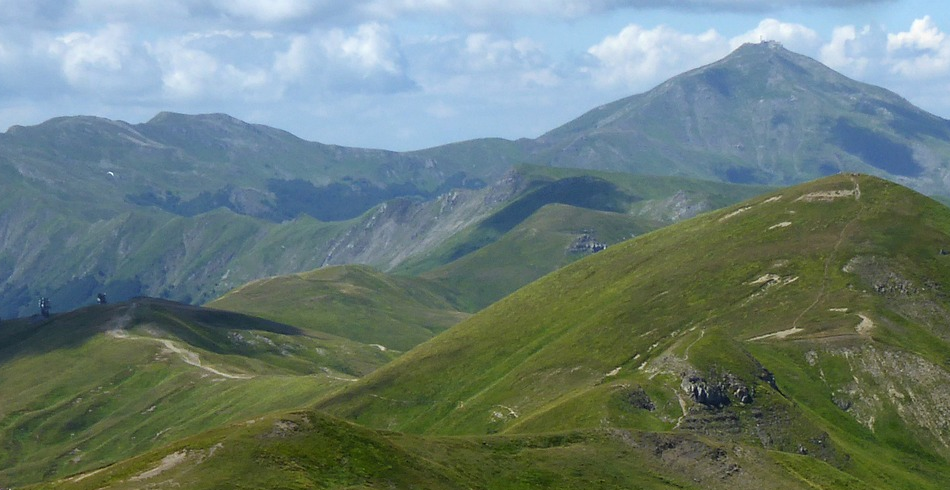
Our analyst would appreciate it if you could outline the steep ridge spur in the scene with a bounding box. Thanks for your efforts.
[317,174,950,487]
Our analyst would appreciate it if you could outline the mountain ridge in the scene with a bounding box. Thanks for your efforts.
[315,173,950,487]
[4,41,950,316]
[28,174,950,489]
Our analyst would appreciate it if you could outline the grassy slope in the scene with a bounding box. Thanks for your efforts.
[422,204,655,310]
[21,174,950,489]
[396,166,768,277]
[34,410,829,490]
[318,174,950,488]
[0,298,392,486]
[208,265,470,351]
[396,166,768,310]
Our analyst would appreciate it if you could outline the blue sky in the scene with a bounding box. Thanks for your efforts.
[0,0,946,151]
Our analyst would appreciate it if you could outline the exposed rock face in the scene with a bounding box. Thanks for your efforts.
[815,345,950,453]
[843,255,950,342]
[681,371,757,408]
[568,230,608,254]
[624,386,656,411]
[320,171,524,270]
[844,255,925,297]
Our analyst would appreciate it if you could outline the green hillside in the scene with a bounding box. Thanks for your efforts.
[18,174,950,489]
[208,265,470,351]
[0,298,391,486]
[421,204,652,310]
[32,410,825,490]
[317,174,950,487]
[401,166,768,309]
[398,166,767,275]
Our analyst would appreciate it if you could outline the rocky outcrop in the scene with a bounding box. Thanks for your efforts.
[568,229,607,254]
[681,371,757,408]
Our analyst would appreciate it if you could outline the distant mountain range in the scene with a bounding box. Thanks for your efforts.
[2,41,949,317]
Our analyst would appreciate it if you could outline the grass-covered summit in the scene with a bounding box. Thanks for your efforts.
[316,173,950,487]
[208,264,469,351]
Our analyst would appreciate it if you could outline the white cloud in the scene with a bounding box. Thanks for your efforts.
[886,16,950,79]
[325,23,403,75]
[275,22,416,94]
[888,15,945,51]
[46,23,160,94]
[406,31,561,98]
[729,18,820,53]
[50,26,126,82]
[460,34,552,80]
[585,24,728,89]
[149,31,276,100]
[819,24,884,77]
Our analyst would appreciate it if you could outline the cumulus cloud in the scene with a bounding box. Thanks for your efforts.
[729,18,820,53]
[819,24,886,77]
[358,0,894,22]
[275,22,416,94]
[887,16,950,79]
[404,31,561,97]
[582,19,822,91]
[585,24,728,89]
[46,23,161,94]
[148,30,279,100]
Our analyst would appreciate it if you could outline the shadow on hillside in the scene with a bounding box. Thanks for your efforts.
[0,296,304,363]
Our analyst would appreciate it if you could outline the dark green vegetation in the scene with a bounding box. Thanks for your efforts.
[4,42,950,318]
[0,298,393,485]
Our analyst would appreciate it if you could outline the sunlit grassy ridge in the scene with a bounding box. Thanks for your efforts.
[0,298,392,485]
[33,410,844,490]
[315,174,950,487]
[208,264,470,351]
[398,165,768,309]
[12,174,950,489]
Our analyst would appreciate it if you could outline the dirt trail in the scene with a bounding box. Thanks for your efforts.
[748,327,804,341]
[790,176,864,332]
[130,450,188,481]
[107,329,253,379]
[157,339,253,379]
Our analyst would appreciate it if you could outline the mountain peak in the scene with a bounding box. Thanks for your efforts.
[538,42,950,194]
[146,111,250,128]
